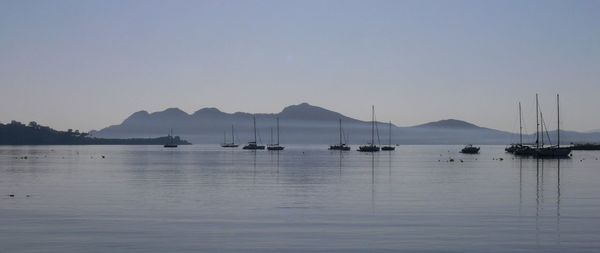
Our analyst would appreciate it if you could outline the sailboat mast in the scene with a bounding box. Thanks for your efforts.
[557,94,560,148]
[231,125,235,144]
[253,116,257,143]
[276,117,280,145]
[223,131,226,144]
[540,111,545,147]
[536,94,539,149]
[339,119,343,146]
[371,105,375,146]
[389,121,392,146]
[519,102,523,145]
[270,127,273,146]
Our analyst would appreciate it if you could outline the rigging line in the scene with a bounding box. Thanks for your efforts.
[341,124,348,144]
[374,112,381,145]
[540,110,553,146]
[257,129,263,144]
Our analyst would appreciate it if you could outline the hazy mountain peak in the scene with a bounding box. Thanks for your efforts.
[154,108,189,116]
[280,102,314,111]
[415,119,481,129]
[193,107,223,116]
[122,110,150,124]
[131,110,149,117]
[279,103,348,121]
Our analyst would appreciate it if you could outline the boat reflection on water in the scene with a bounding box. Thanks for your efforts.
[530,158,563,246]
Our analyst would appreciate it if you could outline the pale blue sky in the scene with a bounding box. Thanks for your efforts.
[1,0,599,132]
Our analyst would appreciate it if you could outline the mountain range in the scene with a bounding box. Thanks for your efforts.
[91,103,600,145]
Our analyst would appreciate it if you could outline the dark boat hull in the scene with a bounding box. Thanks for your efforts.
[514,146,536,156]
[505,144,522,153]
[460,147,480,154]
[358,145,380,152]
[221,144,239,148]
[267,146,284,151]
[381,146,395,151]
[535,147,572,158]
[243,145,265,150]
[163,144,178,148]
[513,146,572,158]
[329,145,351,151]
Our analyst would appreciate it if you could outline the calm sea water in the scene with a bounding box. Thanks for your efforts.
[1,145,600,252]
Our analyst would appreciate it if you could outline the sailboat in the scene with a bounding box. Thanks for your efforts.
[243,115,265,150]
[163,128,178,148]
[358,106,380,152]
[381,121,395,151]
[506,102,524,153]
[267,117,284,151]
[329,119,350,150]
[221,125,239,148]
[514,94,540,156]
[534,94,571,158]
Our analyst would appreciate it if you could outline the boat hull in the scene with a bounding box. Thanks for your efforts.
[329,145,351,151]
[505,144,522,153]
[460,146,480,154]
[535,147,572,158]
[513,146,536,156]
[381,146,395,151]
[267,146,284,151]
[243,145,265,150]
[358,145,380,152]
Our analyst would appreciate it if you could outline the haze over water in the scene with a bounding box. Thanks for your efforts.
[2,145,600,252]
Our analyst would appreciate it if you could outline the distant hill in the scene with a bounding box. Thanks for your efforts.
[91,103,600,145]
[0,121,190,145]
[414,119,481,129]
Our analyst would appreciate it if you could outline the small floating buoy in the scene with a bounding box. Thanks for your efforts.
[499,158,504,161]
[460,159,464,163]
[26,195,30,197]
[449,158,455,162]
[101,155,105,159]
[9,194,14,197]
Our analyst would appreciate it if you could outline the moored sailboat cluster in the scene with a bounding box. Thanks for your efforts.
[163,98,574,159]
[506,94,572,158]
